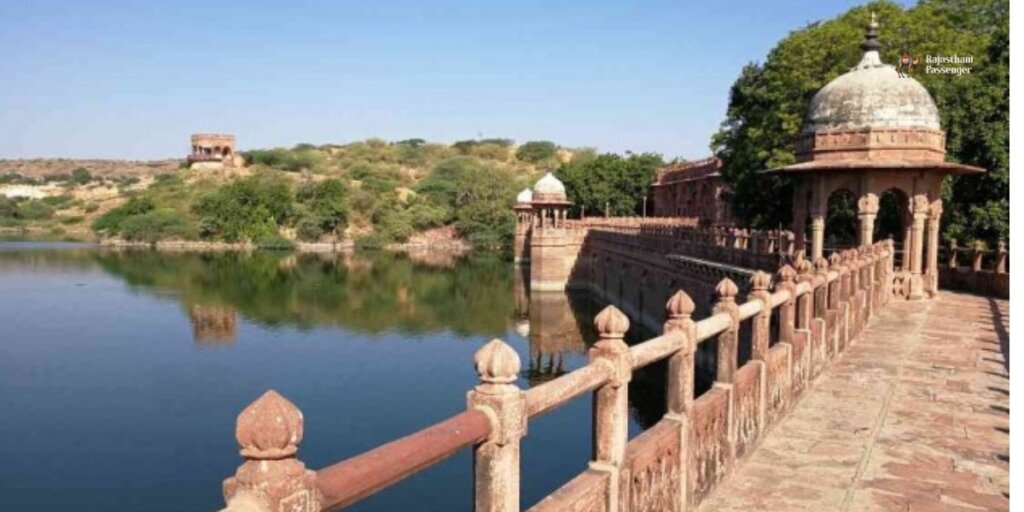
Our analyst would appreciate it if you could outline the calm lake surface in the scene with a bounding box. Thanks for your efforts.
[0,242,669,511]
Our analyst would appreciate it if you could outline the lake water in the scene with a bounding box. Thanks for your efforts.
[0,243,670,511]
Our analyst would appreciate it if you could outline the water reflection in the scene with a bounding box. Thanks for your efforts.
[0,245,697,428]
[0,243,691,510]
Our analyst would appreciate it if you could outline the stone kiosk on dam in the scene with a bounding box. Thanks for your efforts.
[214,15,1005,512]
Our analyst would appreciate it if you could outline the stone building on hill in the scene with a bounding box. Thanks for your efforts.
[188,133,241,170]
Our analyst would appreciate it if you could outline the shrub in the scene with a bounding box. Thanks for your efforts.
[515,141,558,163]
[193,173,293,242]
[60,215,85,225]
[354,233,387,250]
[41,195,73,207]
[71,167,92,185]
[254,234,296,250]
[16,200,55,220]
[296,178,348,234]
[295,216,325,242]
[117,209,197,242]
[0,196,17,218]
[244,147,325,172]
[92,196,155,233]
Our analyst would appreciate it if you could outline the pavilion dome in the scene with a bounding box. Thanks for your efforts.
[803,12,940,135]
[803,51,941,134]
[516,187,533,204]
[532,172,568,202]
[787,12,948,166]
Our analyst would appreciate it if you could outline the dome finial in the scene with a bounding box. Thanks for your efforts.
[861,11,882,53]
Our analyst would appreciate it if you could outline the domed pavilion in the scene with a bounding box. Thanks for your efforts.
[530,172,571,229]
[771,13,983,299]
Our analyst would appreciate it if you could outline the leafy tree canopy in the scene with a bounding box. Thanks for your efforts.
[558,152,664,217]
[712,0,1008,244]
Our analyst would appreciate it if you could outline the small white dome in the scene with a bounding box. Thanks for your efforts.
[533,172,566,195]
[516,187,533,203]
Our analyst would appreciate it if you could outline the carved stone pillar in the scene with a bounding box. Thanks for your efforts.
[908,196,929,300]
[810,211,825,263]
[857,193,879,247]
[589,306,632,510]
[749,272,773,361]
[775,265,798,345]
[468,339,526,512]
[924,201,942,297]
[222,391,322,512]
[712,278,740,383]
[664,291,696,512]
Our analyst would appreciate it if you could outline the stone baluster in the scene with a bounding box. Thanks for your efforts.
[863,246,876,317]
[795,260,814,331]
[589,306,632,511]
[664,291,697,512]
[468,339,526,512]
[776,265,797,345]
[713,278,740,383]
[222,391,322,512]
[996,241,1007,274]
[749,272,773,361]
[814,258,829,318]
[971,241,984,272]
[827,253,843,311]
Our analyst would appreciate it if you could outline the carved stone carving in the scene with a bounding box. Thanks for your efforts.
[857,193,879,215]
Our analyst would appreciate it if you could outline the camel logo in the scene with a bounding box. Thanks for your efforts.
[896,52,921,77]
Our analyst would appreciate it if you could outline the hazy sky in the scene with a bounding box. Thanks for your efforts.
[0,0,913,160]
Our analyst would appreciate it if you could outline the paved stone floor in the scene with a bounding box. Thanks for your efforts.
[699,291,1010,512]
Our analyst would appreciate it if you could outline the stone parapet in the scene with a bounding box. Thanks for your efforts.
[218,241,895,512]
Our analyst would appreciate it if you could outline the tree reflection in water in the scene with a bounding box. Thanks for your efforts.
[0,244,712,432]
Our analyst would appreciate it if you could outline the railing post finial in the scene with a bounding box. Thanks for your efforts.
[589,305,632,479]
[223,390,321,512]
[468,339,526,512]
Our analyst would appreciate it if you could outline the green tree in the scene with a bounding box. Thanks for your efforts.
[417,157,519,248]
[70,167,92,185]
[515,141,558,163]
[558,153,664,217]
[711,0,1008,244]
[193,173,294,242]
[296,178,349,237]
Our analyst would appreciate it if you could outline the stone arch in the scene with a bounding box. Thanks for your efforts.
[825,188,858,253]
[875,188,908,241]
[875,187,910,269]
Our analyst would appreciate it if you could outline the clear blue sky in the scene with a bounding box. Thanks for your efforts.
[0,0,913,160]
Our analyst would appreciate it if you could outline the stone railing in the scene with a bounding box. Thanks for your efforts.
[938,240,1009,298]
[218,242,894,512]
[582,224,794,273]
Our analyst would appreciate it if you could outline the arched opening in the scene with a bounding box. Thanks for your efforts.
[875,188,909,268]
[825,188,858,253]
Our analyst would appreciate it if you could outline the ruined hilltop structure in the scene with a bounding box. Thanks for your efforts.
[187,133,241,170]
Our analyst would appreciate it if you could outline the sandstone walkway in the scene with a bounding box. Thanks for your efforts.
[699,291,1009,511]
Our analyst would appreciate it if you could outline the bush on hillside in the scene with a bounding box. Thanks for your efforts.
[71,167,92,185]
[515,141,558,163]
[16,200,55,220]
[193,173,293,242]
[119,208,197,242]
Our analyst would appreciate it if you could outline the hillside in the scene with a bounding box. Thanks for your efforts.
[1,158,180,179]
[0,138,587,249]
